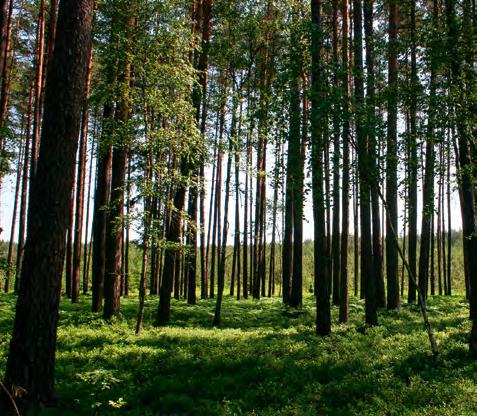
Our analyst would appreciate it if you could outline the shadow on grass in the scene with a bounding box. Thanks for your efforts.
[1,293,476,415]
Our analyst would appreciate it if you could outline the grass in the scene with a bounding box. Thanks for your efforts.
[1,293,477,415]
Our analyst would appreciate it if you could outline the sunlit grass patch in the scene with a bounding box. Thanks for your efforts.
[0,293,476,415]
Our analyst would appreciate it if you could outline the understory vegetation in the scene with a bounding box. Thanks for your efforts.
[1,293,476,415]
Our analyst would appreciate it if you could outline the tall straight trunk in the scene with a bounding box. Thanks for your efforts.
[123,157,131,297]
[149,158,161,295]
[186,181,198,304]
[288,18,303,308]
[214,104,224,301]
[209,156,218,299]
[3,0,93,408]
[211,98,226,299]
[231,219,237,295]
[65,185,75,297]
[339,0,350,322]
[178,240,185,299]
[91,107,113,312]
[386,0,400,310]
[324,121,332,296]
[103,128,129,317]
[441,157,447,295]
[407,0,418,303]
[430,211,435,295]
[197,0,212,302]
[15,86,34,293]
[311,0,331,335]
[82,128,95,294]
[260,211,267,297]
[0,0,8,86]
[157,161,188,325]
[30,0,45,179]
[249,150,253,294]
[290,127,304,308]
[447,0,477,354]
[282,143,293,305]
[72,47,93,303]
[213,91,236,325]
[135,210,150,335]
[205,113,219,298]
[136,128,153,336]
[331,0,340,308]
[437,147,444,296]
[446,138,452,295]
[199,168,207,298]
[268,137,280,298]
[417,108,435,304]
[401,169,407,297]
[103,11,134,319]
[46,0,58,64]
[233,123,242,299]
[364,0,384,308]
[353,154,359,297]
[355,0,377,325]
[253,134,266,300]
[242,116,251,299]
[5,115,25,292]
[296,93,308,298]
[418,0,438,307]
[0,0,14,130]
[253,3,272,300]
[0,0,8,208]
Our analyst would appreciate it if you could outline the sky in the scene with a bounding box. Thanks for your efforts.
[0,143,463,247]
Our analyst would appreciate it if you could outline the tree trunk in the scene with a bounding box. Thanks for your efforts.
[364,0,384,309]
[287,17,303,308]
[339,0,351,323]
[355,0,377,325]
[234,117,242,299]
[15,86,34,293]
[213,88,236,325]
[65,185,75,297]
[82,127,95,294]
[72,47,93,303]
[91,108,113,312]
[311,0,331,335]
[3,0,93,409]
[331,0,341,308]
[418,0,438,307]
[29,0,46,179]
[103,128,130,319]
[386,0,400,310]
[5,114,25,292]
[407,0,418,303]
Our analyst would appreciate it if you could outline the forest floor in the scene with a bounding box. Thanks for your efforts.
[1,293,477,415]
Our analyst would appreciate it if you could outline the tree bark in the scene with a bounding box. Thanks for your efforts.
[103,43,132,319]
[407,0,418,303]
[3,0,93,409]
[339,0,351,323]
[15,86,34,293]
[386,0,400,310]
[355,0,377,325]
[311,0,331,335]
[72,47,93,303]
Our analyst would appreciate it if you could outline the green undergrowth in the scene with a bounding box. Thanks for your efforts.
[1,293,477,415]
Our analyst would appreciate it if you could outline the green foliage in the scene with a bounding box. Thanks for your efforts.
[1,293,476,415]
